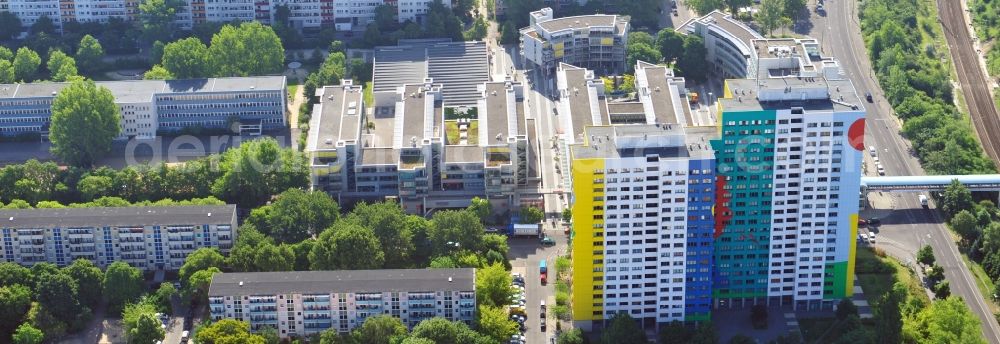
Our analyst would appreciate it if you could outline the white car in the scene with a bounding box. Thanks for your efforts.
[868,232,876,243]
[877,164,885,175]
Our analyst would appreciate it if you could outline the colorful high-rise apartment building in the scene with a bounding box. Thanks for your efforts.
[711,38,864,310]
[567,37,864,330]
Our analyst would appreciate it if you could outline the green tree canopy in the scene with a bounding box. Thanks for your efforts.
[477,305,518,342]
[409,317,486,344]
[345,202,414,268]
[246,188,339,243]
[104,261,144,312]
[677,35,709,80]
[75,34,104,74]
[0,59,14,83]
[208,22,285,77]
[63,259,104,308]
[180,247,225,284]
[519,206,544,224]
[13,47,40,82]
[129,312,166,344]
[352,314,408,344]
[12,323,44,344]
[476,263,515,307]
[138,0,184,42]
[557,328,585,344]
[310,221,385,270]
[195,319,267,344]
[602,313,646,344]
[467,197,492,224]
[35,272,83,325]
[49,80,121,166]
[47,50,78,81]
[0,12,21,41]
[211,137,309,207]
[162,37,210,79]
[942,180,974,218]
[429,210,485,256]
[950,210,980,243]
[904,297,984,343]
[0,284,32,339]
[144,65,173,80]
[0,262,32,287]
[917,244,935,266]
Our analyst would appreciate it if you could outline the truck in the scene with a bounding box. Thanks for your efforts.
[540,259,548,285]
[509,223,542,237]
[919,194,929,208]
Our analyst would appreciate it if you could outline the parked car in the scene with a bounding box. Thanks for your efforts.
[868,218,881,226]
[540,236,556,246]
[866,92,873,102]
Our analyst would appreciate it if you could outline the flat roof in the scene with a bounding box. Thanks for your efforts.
[0,76,286,101]
[537,14,617,32]
[483,82,515,144]
[361,147,400,165]
[402,85,432,144]
[721,77,862,113]
[208,268,475,296]
[0,205,236,229]
[571,124,716,160]
[445,145,485,163]
[560,63,605,140]
[607,102,645,115]
[706,11,761,48]
[307,84,364,152]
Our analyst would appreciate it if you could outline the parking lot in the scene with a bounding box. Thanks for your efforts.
[508,222,568,344]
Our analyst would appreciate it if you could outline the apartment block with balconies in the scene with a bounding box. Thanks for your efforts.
[0,205,237,270]
[208,269,476,338]
[520,7,629,74]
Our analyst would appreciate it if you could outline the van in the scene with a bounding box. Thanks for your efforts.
[869,146,876,156]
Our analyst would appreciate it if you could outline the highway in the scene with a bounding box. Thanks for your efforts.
[809,0,1000,341]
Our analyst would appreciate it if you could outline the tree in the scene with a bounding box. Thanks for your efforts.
[179,248,225,284]
[409,317,485,344]
[139,0,183,42]
[246,188,339,243]
[13,47,40,81]
[49,80,121,166]
[468,197,492,224]
[75,34,104,74]
[904,297,984,343]
[0,12,21,41]
[211,137,309,207]
[144,65,173,80]
[561,208,572,223]
[684,0,726,14]
[30,16,55,35]
[162,37,210,79]
[352,315,407,344]
[63,259,104,308]
[942,179,974,218]
[558,328,585,344]
[519,206,544,224]
[917,244,935,266]
[104,261,144,312]
[345,202,414,268]
[187,267,221,303]
[303,52,346,105]
[252,242,295,272]
[476,263,515,307]
[926,264,945,283]
[0,46,12,61]
[12,323,43,344]
[836,298,858,320]
[0,263,32,287]
[78,174,114,201]
[933,281,951,299]
[500,20,519,44]
[750,304,768,329]
[0,60,13,83]
[658,321,693,343]
[152,282,177,314]
[757,0,791,36]
[310,222,385,270]
[602,313,646,344]
[194,319,267,344]
[0,284,32,339]
[35,272,83,324]
[983,222,1000,254]
[130,312,166,344]
[626,42,662,69]
[208,22,284,77]
[150,40,165,64]
[429,210,486,256]
[123,300,158,334]
[951,210,980,243]
[677,36,709,80]
[47,50,78,81]
[259,327,279,344]
[478,305,518,342]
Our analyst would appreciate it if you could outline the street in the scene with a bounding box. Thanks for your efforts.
[804,0,1000,341]
[509,223,569,344]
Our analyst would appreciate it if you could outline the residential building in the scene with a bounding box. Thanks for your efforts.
[396,0,446,23]
[519,7,629,74]
[0,76,286,139]
[208,268,476,338]
[307,76,534,215]
[0,205,237,270]
[679,10,763,79]
[710,38,864,311]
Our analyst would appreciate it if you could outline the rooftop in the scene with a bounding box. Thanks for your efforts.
[372,40,489,106]
[635,61,685,125]
[558,63,607,141]
[306,82,364,152]
[360,147,400,165]
[0,76,286,101]
[445,145,485,163]
[481,81,522,145]
[704,10,761,48]
[208,268,476,296]
[0,205,236,229]
[537,14,618,32]
[570,124,717,160]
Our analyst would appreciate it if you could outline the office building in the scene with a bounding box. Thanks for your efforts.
[0,76,286,139]
[208,268,476,338]
[306,76,534,214]
[679,10,763,79]
[710,38,864,310]
[564,59,714,330]
[0,205,237,270]
[519,7,629,74]
[371,39,490,107]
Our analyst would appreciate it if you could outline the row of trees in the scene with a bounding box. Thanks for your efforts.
[625,29,709,80]
[360,1,474,48]
[145,22,285,80]
[970,0,1000,76]
[860,0,996,175]
[0,35,101,82]
[0,260,162,342]
[935,181,1000,309]
[0,137,309,207]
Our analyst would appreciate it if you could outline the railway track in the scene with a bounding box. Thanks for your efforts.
[938,0,1000,164]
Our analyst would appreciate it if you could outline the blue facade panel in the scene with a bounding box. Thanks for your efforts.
[685,158,715,321]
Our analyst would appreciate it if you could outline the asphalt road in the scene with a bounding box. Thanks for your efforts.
[804,0,1000,341]
[509,224,569,344]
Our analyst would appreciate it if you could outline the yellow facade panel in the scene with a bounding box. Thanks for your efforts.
[571,157,604,322]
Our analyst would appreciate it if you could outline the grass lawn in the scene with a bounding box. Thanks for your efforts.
[963,255,999,313]
[444,120,478,145]
[855,247,929,305]
[287,84,299,98]
[364,81,374,106]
